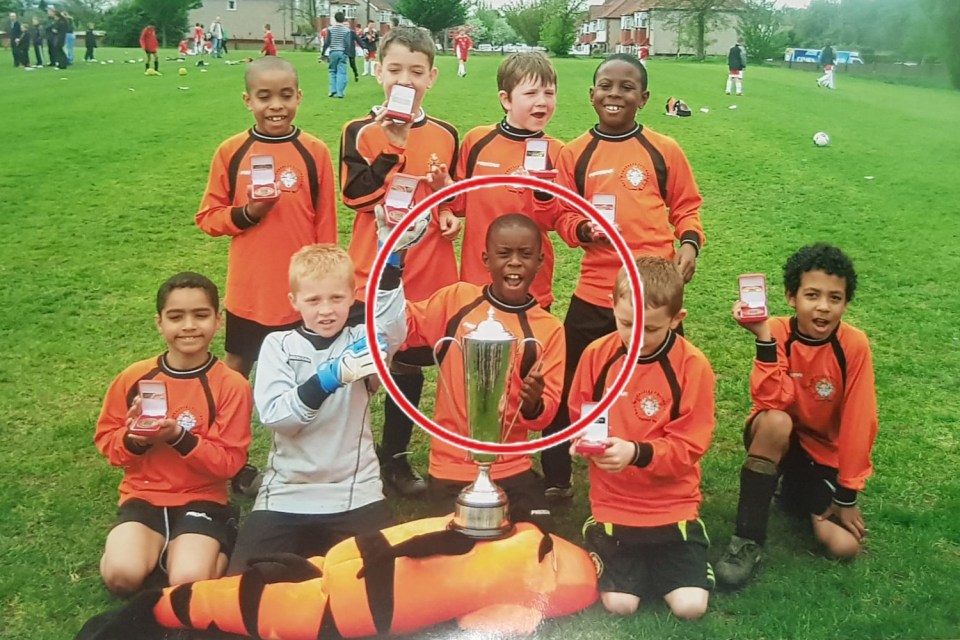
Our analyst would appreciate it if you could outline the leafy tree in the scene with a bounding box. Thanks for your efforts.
[101,0,147,46]
[504,0,545,47]
[137,0,199,47]
[658,0,731,59]
[394,0,467,44]
[737,0,786,62]
[930,0,960,89]
[539,0,583,57]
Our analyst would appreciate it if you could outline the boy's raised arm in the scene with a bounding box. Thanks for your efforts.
[339,120,406,213]
[195,145,252,237]
[749,334,796,411]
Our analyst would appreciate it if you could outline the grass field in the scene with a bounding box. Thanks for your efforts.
[1,49,960,640]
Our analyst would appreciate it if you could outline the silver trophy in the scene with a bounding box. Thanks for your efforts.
[433,307,540,539]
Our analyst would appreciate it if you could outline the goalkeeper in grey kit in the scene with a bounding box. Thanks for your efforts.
[227,207,429,573]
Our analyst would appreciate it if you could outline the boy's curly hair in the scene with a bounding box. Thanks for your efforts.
[783,243,858,301]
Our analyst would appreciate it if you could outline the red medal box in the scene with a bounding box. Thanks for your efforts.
[738,273,768,323]
[250,155,278,200]
[384,173,421,226]
[575,402,610,455]
[386,85,416,123]
[131,380,167,434]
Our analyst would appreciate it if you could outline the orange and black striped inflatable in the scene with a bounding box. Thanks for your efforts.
[77,517,598,639]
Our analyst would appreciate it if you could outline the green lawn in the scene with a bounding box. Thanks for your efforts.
[1,49,959,640]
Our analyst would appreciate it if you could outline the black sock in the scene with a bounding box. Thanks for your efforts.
[153,60,158,71]
[380,371,424,460]
[733,455,779,545]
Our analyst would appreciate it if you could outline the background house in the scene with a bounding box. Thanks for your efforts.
[577,0,742,57]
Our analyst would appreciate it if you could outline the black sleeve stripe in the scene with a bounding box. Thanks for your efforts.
[199,373,217,428]
[227,132,257,204]
[635,130,668,201]
[574,137,601,197]
[291,136,320,208]
[516,312,538,379]
[591,345,628,402]
[341,117,395,203]
[464,129,500,179]
[656,352,682,422]
[436,295,486,365]
[829,335,848,388]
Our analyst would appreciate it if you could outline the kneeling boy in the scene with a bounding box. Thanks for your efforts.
[403,213,565,530]
[95,273,253,595]
[570,257,716,619]
[716,243,877,588]
[229,232,412,573]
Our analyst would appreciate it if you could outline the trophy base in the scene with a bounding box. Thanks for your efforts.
[448,463,514,540]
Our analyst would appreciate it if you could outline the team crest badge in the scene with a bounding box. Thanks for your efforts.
[814,378,835,399]
[504,165,526,193]
[277,166,301,191]
[176,410,199,431]
[633,390,665,420]
[619,163,647,190]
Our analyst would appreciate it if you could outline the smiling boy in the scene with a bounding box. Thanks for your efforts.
[402,213,565,530]
[539,53,705,502]
[716,243,878,589]
[455,52,563,310]
[196,57,338,379]
[339,27,462,497]
[95,273,252,595]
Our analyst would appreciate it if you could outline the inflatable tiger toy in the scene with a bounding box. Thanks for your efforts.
[77,517,599,639]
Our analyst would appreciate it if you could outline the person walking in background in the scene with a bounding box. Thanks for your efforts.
[361,21,378,76]
[261,23,277,56]
[45,9,57,67]
[8,13,22,67]
[453,27,472,77]
[140,23,159,73]
[817,43,835,89]
[210,17,223,58]
[346,24,363,82]
[84,22,97,62]
[726,38,746,95]
[321,12,350,98]
[30,17,44,67]
[63,11,75,65]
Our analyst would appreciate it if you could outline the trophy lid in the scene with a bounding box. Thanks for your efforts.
[464,308,515,342]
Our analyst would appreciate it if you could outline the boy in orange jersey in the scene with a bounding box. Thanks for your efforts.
[455,52,562,310]
[196,56,337,379]
[340,26,461,498]
[95,273,252,596]
[403,214,565,530]
[716,244,877,589]
[539,53,704,501]
[569,257,715,620]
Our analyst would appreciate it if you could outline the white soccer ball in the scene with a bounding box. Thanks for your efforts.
[813,131,830,147]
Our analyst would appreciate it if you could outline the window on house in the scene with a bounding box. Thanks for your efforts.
[227,0,237,9]
[620,16,632,29]
[634,12,648,27]
[344,5,356,19]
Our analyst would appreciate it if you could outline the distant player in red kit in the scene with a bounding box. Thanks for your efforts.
[139,24,158,73]
[454,28,473,78]
[261,23,276,56]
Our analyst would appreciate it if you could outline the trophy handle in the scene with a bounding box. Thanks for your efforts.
[501,337,545,444]
[432,337,462,440]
